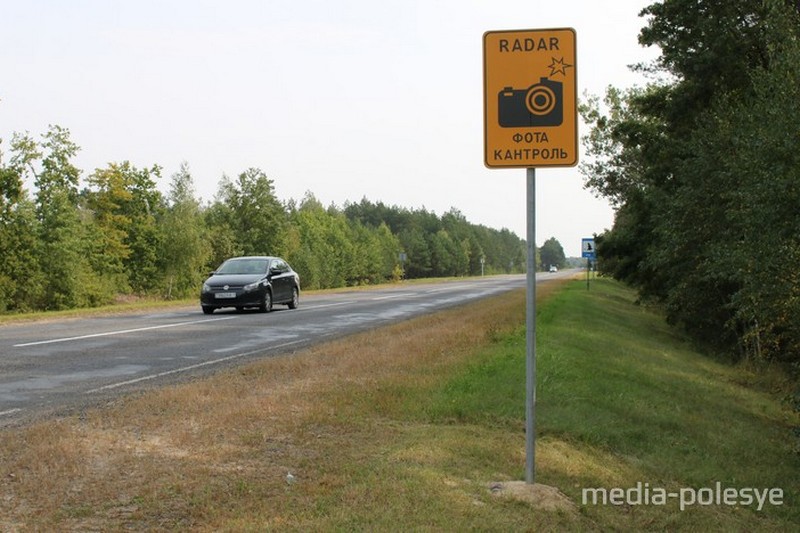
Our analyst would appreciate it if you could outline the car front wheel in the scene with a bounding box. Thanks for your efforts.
[260,290,273,313]
[288,287,299,309]
[202,305,214,315]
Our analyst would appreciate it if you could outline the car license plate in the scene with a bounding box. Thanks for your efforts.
[215,292,236,299]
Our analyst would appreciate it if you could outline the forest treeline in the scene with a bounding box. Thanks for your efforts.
[0,127,529,313]
[581,0,800,367]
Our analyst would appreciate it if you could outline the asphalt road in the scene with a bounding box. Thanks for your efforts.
[0,271,574,426]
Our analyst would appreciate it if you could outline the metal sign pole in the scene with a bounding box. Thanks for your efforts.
[483,27,577,488]
[525,167,537,485]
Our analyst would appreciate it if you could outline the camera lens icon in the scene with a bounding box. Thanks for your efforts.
[526,85,557,116]
[498,77,563,128]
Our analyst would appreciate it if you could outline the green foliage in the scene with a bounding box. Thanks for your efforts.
[39,190,89,309]
[581,0,800,364]
[212,168,287,258]
[84,163,135,291]
[203,202,242,269]
[345,199,526,277]
[159,163,210,299]
[0,198,42,312]
[399,226,432,278]
[0,142,43,312]
[120,163,164,294]
[30,126,94,309]
[84,161,164,295]
[348,220,399,285]
[539,237,565,270]
[285,193,352,289]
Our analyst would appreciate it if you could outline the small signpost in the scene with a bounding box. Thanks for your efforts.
[582,238,596,290]
[483,28,577,485]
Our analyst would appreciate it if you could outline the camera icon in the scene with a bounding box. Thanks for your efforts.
[498,77,563,128]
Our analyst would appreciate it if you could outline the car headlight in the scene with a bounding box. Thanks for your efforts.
[202,283,211,293]
[243,281,261,292]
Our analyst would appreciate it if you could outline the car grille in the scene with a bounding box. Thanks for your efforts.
[208,284,245,291]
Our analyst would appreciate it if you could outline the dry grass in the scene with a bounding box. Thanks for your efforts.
[0,281,567,530]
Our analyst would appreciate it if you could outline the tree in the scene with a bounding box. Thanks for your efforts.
[83,163,134,294]
[159,163,210,298]
[539,237,565,271]
[398,226,432,279]
[0,137,42,311]
[213,168,287,257]
[373,222,402,281]
[203,200,241,270]
[346,220,400,285]
[86,161,165,295]
[30,126,93,309]
[429,229,456,277]
[285,193,352,289]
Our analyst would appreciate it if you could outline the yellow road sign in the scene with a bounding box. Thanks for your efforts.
[483,28,577,168]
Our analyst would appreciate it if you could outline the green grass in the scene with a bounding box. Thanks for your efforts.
[410,278,799,530]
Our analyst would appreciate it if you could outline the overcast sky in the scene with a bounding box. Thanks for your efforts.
[0,0,659,256]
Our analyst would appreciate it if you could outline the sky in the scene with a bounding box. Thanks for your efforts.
[0,0,659,257]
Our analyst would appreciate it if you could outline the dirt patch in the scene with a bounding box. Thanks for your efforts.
[489,481,577,513]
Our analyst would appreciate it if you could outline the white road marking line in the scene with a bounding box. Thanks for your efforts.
[13,316,238,347]
[0,408,22,417]
[370,294,409,300]
[424,286,465,293]
[298,301,354,310]
[85,339,306,393]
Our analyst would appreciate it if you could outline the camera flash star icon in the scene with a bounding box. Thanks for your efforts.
[548,56,572,77]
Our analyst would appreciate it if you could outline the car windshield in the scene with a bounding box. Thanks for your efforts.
[216,259,268,275]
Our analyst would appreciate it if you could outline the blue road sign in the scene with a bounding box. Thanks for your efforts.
[581,238,596,259]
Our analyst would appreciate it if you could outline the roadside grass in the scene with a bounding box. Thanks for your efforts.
[0,298,198,325]
[0,277,797,530]
[420,279,799,530]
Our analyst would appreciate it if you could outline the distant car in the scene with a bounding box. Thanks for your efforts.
[200,256,300,314]
[549,265,558,273]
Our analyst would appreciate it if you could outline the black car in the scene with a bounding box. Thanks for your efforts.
[200,256,300,314]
